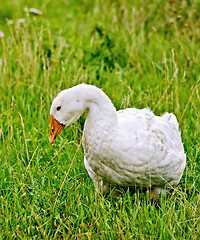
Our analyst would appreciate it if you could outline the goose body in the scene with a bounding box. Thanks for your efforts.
[49,84,186,198]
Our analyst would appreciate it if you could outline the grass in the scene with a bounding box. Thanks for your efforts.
[0,0,199,239]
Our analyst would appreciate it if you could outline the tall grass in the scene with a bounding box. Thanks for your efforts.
[0,0,199,239]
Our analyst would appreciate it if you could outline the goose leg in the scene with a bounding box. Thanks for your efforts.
[97,180,123,197]
[150,187,167,199]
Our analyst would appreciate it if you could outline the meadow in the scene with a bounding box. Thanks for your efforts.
[0,0,199,239]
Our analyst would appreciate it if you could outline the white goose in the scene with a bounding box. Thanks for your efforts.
[49,84,186,198]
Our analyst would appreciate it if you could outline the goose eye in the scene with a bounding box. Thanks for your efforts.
[57,106,61,111]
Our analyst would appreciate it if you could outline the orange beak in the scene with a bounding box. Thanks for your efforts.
[49,115,65,145]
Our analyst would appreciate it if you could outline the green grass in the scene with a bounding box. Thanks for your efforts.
[0,0,199,239]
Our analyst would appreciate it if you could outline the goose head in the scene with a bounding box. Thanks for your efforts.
[49,86,86,144]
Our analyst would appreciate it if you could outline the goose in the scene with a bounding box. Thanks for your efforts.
[49,84,186,198]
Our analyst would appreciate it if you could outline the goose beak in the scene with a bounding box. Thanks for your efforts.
[49,115,65,145]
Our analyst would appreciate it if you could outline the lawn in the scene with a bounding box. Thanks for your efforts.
[0,0,199,239]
